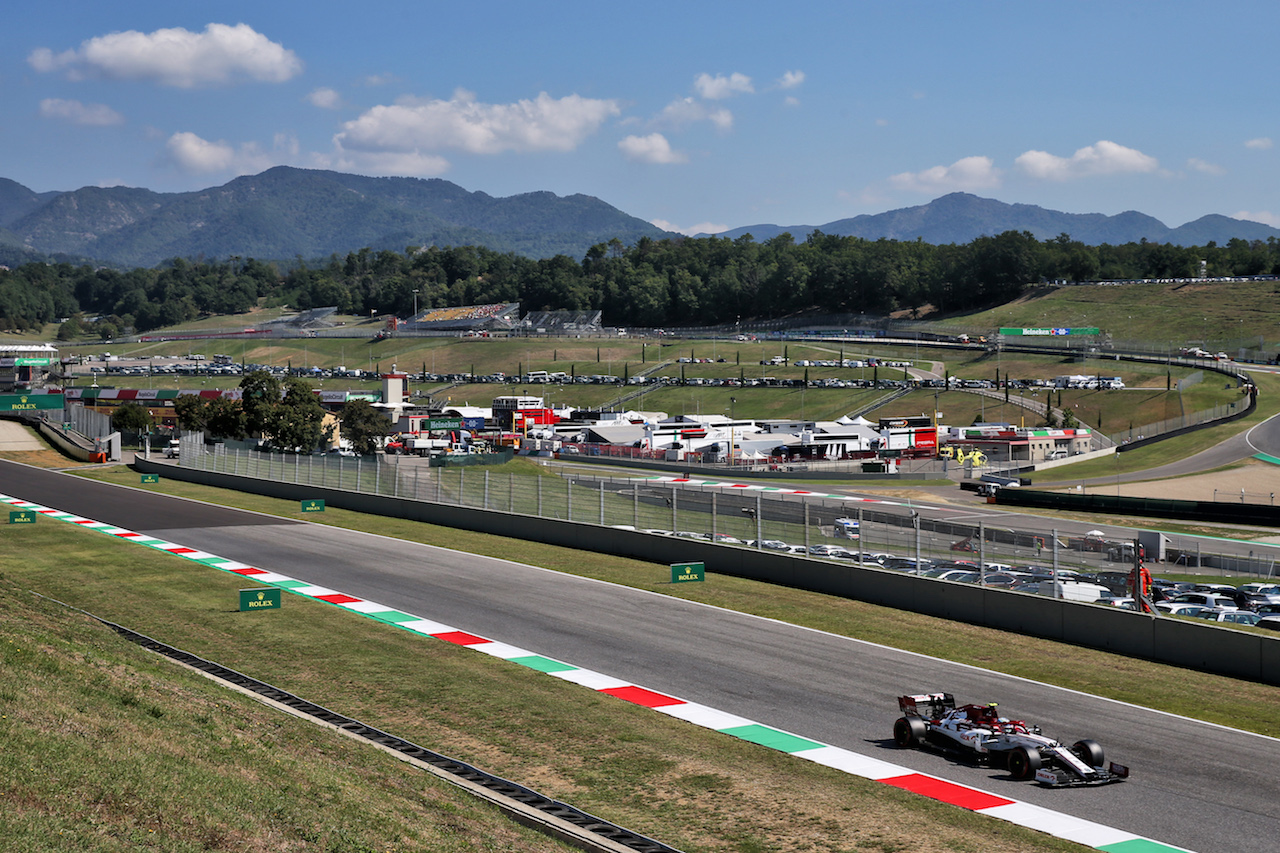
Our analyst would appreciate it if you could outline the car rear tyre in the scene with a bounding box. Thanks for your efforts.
[1072,739,1105,767]
[1007,746,1042,780]
[893,717,925,748]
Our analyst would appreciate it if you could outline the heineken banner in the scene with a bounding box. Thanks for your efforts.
[422,416,486,431]
[999,327,1100,336]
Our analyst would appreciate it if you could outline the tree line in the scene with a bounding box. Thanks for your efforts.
[114,371,389,454]
[4,231,1280,334]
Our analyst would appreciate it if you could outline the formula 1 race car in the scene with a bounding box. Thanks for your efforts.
[892,692,1129,787]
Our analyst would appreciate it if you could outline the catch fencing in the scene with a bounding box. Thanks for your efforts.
[176,439,1280,581]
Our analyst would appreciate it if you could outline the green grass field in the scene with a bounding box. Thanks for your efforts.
[945,279,1280,349]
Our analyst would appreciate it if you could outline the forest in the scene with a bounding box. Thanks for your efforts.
[2,230,1279,336]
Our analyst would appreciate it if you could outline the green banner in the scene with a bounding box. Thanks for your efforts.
[140,474,160,484]
[423,417,465,431]
[999,327,1101,337]
[300,499,326,513]
[239,588,282,612]
[9,510,36,524]
[0,394,63,412]
[671,561,706,583]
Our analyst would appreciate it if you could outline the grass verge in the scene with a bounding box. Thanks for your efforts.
[0,561,577,853]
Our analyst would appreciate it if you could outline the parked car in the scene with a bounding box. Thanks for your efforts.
[1158,592,1237,611]
[1156,603,1210,618]
[808,544,850,557]
[1195,609,1261,626]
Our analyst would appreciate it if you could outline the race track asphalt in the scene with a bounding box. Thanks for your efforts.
[6,460,1279,853]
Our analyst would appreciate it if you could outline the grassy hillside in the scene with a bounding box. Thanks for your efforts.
[945,279,1280,350]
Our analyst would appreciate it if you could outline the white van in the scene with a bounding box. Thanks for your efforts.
[1038,581,1112,603]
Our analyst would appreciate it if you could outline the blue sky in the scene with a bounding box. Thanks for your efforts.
[5,1,1278,236]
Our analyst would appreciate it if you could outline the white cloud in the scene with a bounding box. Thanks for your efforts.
[166,132,237,172]
[332,89,620,173]
[694,72,754,99]
[657,97,707,127]
[618,133,687,164]
[651,219,729,236]
[1015,140,1158,180]
[28,23,302,88]
[38,97,123,126]
[1245,137,1273,150]
[655,98,733,132]
[1187,157,1225,176]
[306,87,342,109]
[164,131,292,175]
[708,108,733,131]
[889,156,1001,193]
[1233,210,1280,228]
[776,70,805,89]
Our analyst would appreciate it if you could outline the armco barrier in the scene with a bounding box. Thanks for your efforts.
[133,457,1280,686]
[997,488,1280,527]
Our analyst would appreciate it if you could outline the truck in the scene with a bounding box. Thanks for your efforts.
[405,436,452,456]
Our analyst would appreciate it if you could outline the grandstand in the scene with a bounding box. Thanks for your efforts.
[520,309,603,333]
[264,307,339,328]
[404,303,520,332]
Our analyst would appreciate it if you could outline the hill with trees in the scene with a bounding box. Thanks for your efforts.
[713,192,1280,247]
[0,167,671,267]
[4,230,1279,336]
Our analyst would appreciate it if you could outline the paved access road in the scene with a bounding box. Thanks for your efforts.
[6,461,1279,853]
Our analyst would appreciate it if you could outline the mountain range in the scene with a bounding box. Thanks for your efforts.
[2,167,1277,270]
[0,166,670,268]
[711,192,1280,246]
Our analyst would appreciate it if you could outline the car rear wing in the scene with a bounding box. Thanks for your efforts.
[898,692,956,718]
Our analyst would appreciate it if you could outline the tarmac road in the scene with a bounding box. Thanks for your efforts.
[5,461,1280,853]
[1038,409,1280,490]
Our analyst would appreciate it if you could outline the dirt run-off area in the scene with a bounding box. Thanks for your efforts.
[0,420,44,452]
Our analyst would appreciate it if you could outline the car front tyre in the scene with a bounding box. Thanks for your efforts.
[1072,739,1105,767]
[1007,746,1042,780]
